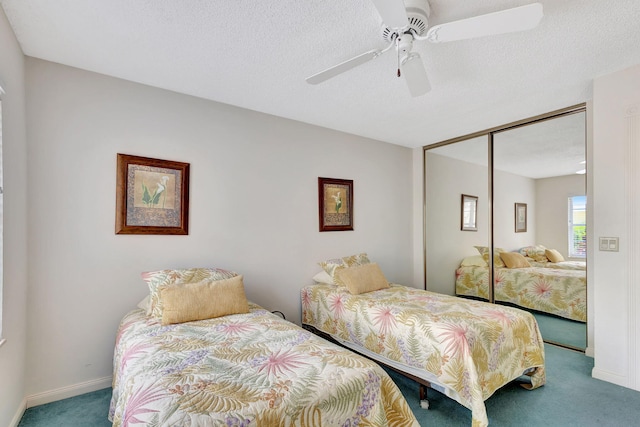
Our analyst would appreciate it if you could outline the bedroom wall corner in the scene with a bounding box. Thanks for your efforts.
[0,6,29,427]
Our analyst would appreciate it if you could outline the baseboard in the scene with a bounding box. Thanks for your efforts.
[592,367,629,389]
[8,397,27,427]
[26,376,112,408]
[585,345,594,358]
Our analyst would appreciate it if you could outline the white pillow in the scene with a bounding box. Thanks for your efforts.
[312,270,334,284]
[460,255,488,267]
[137,295,151,315]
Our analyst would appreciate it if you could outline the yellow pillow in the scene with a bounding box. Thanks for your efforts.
[160,275,249,325]
[141,267,238,319]
[474,246,506,268]
[499,252,532,268]
[336,263,390,295]
[545,249,565,263]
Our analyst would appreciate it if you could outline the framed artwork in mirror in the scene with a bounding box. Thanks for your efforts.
[515,202,527,233]
[461,194,478,231]
[318,177,353,232]
[116,153,190,235]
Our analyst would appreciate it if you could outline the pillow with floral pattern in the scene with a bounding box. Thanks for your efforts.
[318,253,371,286]
[519,245,548,262]
[474,246,506,268]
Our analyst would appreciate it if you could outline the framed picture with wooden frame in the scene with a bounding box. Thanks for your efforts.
[515,202,527,233]
[318,177,353,232]
[115,153,190,235]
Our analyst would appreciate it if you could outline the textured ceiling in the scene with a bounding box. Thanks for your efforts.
[1,0,640,149]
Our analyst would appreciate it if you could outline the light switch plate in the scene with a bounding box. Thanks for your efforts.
[599,237,619,252]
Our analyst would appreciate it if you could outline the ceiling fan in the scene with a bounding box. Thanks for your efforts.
[306,0,543,97]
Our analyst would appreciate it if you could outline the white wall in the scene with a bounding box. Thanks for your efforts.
[592,63,640,391]
[23,58,415,402]
[535,174,586,259]
[0,7,28,427]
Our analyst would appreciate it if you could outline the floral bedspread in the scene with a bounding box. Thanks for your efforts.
[109,303,418,427]
[524,259,586,271]
[456,266,587,322]
[455,265,587,322]
[301,284,546,427]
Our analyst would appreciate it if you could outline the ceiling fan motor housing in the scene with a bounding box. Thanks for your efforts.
[382,0,431,42]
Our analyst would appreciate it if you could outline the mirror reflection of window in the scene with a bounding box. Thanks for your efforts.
[569,196,586,258]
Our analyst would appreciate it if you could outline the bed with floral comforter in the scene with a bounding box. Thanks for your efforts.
[109,303,418,427]
[301,284,546,427]
[455,265,586,322]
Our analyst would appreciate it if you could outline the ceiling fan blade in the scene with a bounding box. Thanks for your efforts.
[426,2,543,43]
[370,0,410,30]
[401,53,430,97]
[306,48,386,85]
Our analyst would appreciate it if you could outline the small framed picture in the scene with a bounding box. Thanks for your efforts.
[318,177,353,232]
[461,194,478,231]
[115,153,190,235]
[515,202,527,233]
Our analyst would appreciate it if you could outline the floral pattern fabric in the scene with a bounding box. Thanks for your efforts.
[518,245,548,262]
[524,259,586,271]
[301,284,546,427]
[109,304,419,427]
[319,253,371,286]
[455,265,587,322]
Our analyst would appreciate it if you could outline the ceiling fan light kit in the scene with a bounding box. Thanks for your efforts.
[306,0,543,97]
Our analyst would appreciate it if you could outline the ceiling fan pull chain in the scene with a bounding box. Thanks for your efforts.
[396,35,401,77]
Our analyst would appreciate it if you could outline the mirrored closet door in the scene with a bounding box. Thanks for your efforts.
[424,105,587,351]
[424,136,490,298]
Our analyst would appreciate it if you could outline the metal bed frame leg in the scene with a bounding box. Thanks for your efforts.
[419,384,429,409]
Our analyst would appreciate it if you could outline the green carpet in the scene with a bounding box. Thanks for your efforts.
[387,344,640,426]
[492,301,587,350]
[18,344,640,426]
[532,312,587,350]
[18,387,112,427]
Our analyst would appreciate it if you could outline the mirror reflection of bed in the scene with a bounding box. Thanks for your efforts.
[424,105,587,351]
